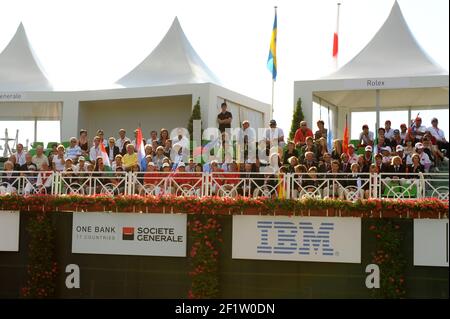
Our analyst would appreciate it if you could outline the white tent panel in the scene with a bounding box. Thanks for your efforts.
[0,102,61,120]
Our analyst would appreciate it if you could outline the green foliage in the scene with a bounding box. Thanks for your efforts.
[188,216,223,298]
[188,98,202,140]
[369,220,407,299]
[21,212,58,298]
[289,98,305,141]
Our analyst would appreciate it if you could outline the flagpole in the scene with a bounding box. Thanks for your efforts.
[271,5,277,118]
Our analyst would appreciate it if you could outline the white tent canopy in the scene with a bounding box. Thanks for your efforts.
[117,17,221,88]
[0,23,53,91]
[0,19,268,143]
[294,1,449,137]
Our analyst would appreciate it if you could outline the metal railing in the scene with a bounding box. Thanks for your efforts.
[1,170,448,201]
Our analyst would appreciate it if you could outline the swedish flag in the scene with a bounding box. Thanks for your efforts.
[267,10,277,81]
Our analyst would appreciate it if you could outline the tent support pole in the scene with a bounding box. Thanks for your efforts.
[34,117,37,144]
[375,89,380,139]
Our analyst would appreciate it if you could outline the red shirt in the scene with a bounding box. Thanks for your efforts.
[294,128,313,145]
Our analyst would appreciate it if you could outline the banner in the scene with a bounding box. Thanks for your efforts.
[232,216,361,263]
[72,213,187,257]
[0,211,20,251]
[414,219,449,267]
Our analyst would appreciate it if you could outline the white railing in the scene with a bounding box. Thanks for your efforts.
[0,170,448,201]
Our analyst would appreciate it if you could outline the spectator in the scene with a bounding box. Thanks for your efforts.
[96,129,108,147]
[64,158,76,171]
[153,146,166,170]
[217,102,233,134]
[36,162,53,194]
[121,140,131,156]
[147,130,159,146]
[303,151,318,170]
[399,123,408,141]
[407,153,424,176]
[287,156,299,173]
[282,141,299,165]
[8,154,21,171]
[163,139,172,158]
[357,154,369,173]
[89,136,102,164]
[116,129,130,154]
[122,144,138,172]
[404,137,415,157]
[384,120,394,141]
[374,154,388,173]
[32,145,49,170]
[406,142,431,172]
[314,120,328,140]
[300,136,318,162]
[316,137,328,161]
[160,128,170,147]
[13,143,26,166]
[331,139,342,160]
[390,129,403,148]
[172,129,189,150]
[380,146,392,164]
[52,145,67,172]
[294,121,313,148]
[347,144,358,164]
[78,129,89,156]
[358,125,374,147]
[47,143,58,167]
[340,153,351,173]
[318,153,332,173]
[411,117,427,142]
[106,137,120,163]
[428,118,449,157]
[375,136,388,153]
[75,156,87,172]
[389,156,407,178]
[20,153,38,172]
[265,119,285,150]
[395,145,407,166]
[238,120,257,163]
[66,137,82,162]
[0,161,18,194]
[363,145,373,167]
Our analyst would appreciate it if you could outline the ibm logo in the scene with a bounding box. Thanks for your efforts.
[256,221,335,256]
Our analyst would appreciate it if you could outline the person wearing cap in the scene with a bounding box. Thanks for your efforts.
[384,120,395,141]
[390,129,404,149]
[32,145,49,171]
[265,119,286,150]
[294,121,313,148]
[63,158,76,171]
[363,145,373,167]
[347,144,358,164]
[217,102,233,134]
[75,156,87,172]
[428,117,449,157]
[380,146,392,164]
[395,145,407,166]
[411,117,427,142]
[358,124,374,147]
[406,142,431,172]
[106,137,120,163]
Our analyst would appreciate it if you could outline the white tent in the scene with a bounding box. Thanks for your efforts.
[0,19,269,144]
[294,1,449,138]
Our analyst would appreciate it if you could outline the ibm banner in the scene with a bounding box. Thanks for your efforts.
[232,216,361,263]
[414,219,449,267]
[72,213,187,257]
[0,211,20,251]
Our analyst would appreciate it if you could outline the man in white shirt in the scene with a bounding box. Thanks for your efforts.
[237,120,257,163]
[348,144,359,164]
[428,118,449,157]
[116,129,130,154]
[265,119,285,150]
[89,136,102,164]
[14,143,26,166]
[384,120,395,141]
[32,145,49,170]
[399,123,408,141]
[411,117,427,142]
[358,125,374,147]
[172,129,190,150]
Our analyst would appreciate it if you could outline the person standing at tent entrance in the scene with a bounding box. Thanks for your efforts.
[217,102,232,134]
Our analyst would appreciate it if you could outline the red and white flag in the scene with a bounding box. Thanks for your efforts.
[99,142,111,168]
[333,3,341,63]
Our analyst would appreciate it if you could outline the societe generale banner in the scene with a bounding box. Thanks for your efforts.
[72,212,187,257]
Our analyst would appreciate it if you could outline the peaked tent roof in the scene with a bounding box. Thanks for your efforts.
[117,17,221,88]
[0,23,53,91]
[323,1,448,79]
